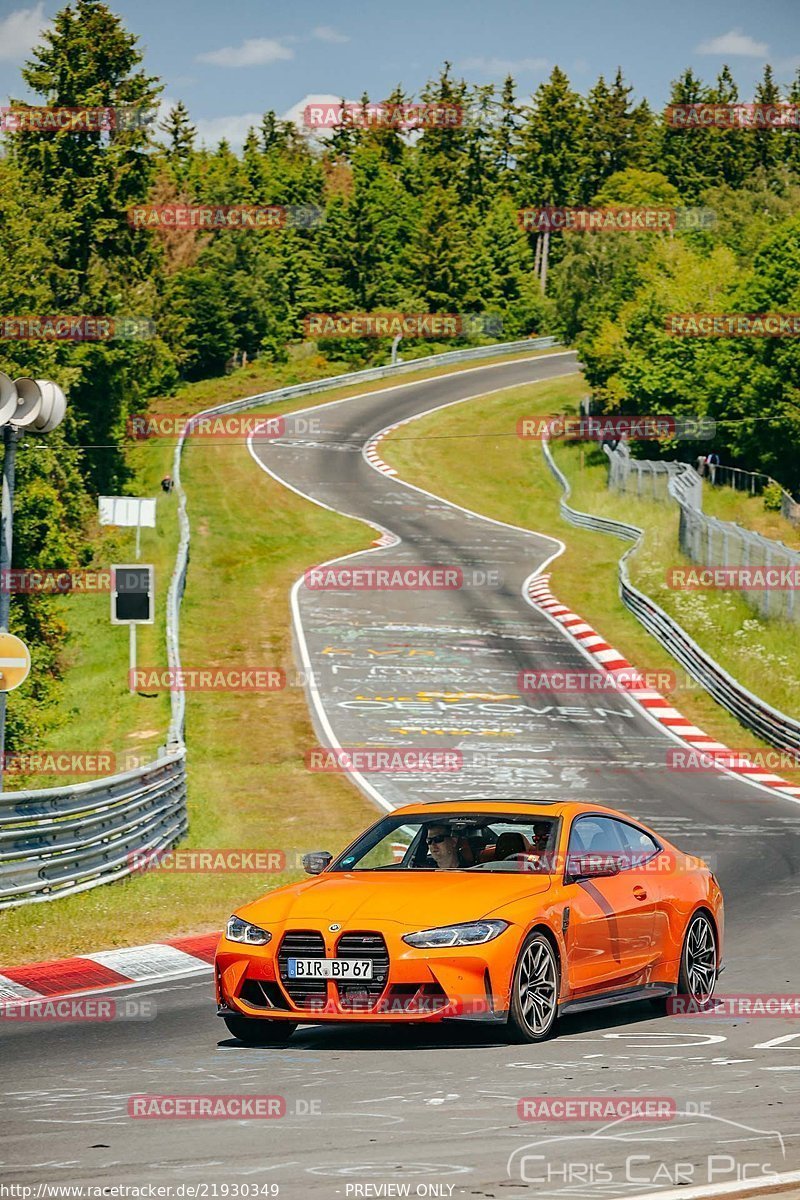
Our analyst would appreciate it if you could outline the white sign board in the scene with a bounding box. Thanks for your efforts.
[98,496,156,528]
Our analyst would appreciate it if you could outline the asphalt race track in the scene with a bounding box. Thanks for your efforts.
[4,351,800,1199]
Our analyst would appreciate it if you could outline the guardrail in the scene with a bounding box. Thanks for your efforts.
[1,335,559,908]
[542,434,800,755]
[0,752,186,908]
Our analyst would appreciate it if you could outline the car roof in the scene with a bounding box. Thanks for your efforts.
[392,799,631,820]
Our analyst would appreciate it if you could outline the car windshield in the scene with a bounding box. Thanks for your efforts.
[330,813,560,872]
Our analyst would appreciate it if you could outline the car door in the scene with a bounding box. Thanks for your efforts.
[563,815,657,995]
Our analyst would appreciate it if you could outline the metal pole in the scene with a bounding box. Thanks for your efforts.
[0,425,20,792]
[129,623,137,694]
[135,522,141,559]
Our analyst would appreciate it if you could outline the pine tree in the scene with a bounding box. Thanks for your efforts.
[417,63,471,196]
[407,186,471,311]
[463,83,498,207]
[462,194,543,336]
[517,67,586,206]
[659,68,717,200]
[705,66,752,188]
[261,110,288,153]
[580,69,656,202]
[785,68,800,177]
[8,0,161,293]
[491,75,521,178]
[242,127,267,200]
[327,96,360,160]
[161,101,196,166]
[753,64,782,174]
[360,84,410,165]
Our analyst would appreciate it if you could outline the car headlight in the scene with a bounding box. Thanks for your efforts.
[226,916,272,945]
[402,920,509,948]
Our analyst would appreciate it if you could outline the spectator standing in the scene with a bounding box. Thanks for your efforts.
[706,451,720,484]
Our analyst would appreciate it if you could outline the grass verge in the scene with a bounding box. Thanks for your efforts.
[702,480,800,551]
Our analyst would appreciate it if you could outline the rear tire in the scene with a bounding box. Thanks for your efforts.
[223,1015,298,1045]
[506,932,560,1043]
[678,910,718,1006]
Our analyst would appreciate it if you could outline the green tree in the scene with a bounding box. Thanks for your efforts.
[416,63,471,196]
[580,69,656,202]
[406,186,471,312]
[491,75,521,177]
[160,100,196,174]
[659,68,718,200]
[162,268,236,378]
[753,64,783,174]
[517,67,586,205]
[9,0,161,292]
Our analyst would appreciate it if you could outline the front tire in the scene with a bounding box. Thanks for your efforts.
[223,1015,298,1045]
[506,932,560,1043]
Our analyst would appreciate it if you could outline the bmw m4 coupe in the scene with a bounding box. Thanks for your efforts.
[215,799,723,1044]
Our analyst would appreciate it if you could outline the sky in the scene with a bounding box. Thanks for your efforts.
[0,0,797,148]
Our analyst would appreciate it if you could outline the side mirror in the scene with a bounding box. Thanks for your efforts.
[303,851,333,875]
[568,854,621,881]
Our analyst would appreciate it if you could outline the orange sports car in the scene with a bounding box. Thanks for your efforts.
[215,799,723,1044]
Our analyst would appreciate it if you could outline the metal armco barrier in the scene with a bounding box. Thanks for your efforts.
[1,336,557,907]
[542,434,800,756]
[0,751,187,908]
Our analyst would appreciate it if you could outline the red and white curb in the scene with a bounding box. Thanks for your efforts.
[365,423,412,539]
[0,932,218,1005]
[365,418,416,476]
[527,574,800,800]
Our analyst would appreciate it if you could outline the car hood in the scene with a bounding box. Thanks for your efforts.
[239,870,553,930]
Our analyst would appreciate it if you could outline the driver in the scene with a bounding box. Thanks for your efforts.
[426,824,464,869]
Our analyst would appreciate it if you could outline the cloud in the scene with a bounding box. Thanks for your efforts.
[0,2,49,62]
[282,93,359,140]
[460,55,549,76]
[193,112,265,148]
[312,25,349,44]
[197,38,294,68]
[695,28,768,57]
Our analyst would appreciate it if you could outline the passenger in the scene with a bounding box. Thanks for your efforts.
[532,821,555,871]
[532,821,551,851]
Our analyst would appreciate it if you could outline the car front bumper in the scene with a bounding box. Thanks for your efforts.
[215,929,516,1024]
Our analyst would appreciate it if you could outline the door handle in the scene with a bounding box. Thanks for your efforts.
[633,886,648,901]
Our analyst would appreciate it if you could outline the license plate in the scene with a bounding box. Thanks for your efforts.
[287,958,373,980]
